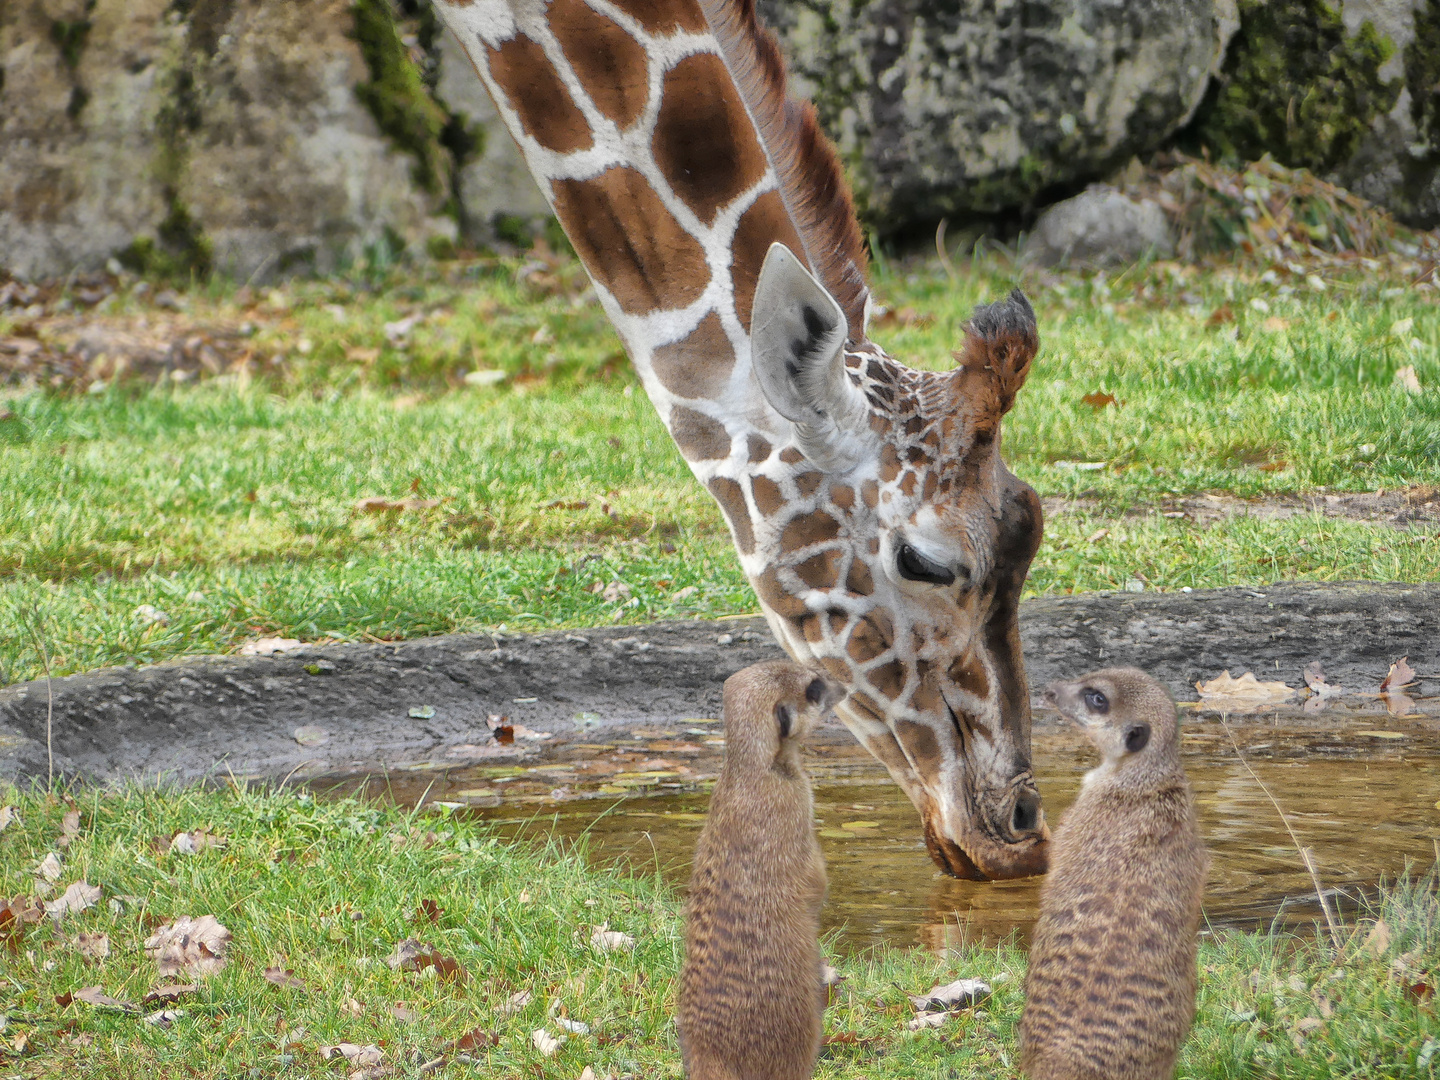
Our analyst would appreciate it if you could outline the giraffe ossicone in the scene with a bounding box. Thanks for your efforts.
[433,0,1050,879]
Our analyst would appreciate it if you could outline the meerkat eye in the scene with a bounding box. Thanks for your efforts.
[896,543,956,586]
[805,678,826,706]
[1124,722,1150,753]
[775,702,793,738]
[1082,687,1109,713]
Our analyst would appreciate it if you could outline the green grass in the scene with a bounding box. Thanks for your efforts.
[0,784,1436,1078]
[2,255,1439,683]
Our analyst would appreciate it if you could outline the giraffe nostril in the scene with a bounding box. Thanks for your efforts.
[1012,792,1040,835]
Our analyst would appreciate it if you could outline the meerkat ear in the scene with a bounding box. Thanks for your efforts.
[1124,722,1150,754]
[775,701,793,739]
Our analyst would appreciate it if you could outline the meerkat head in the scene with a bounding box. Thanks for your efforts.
[1042,667,1180,784]
[722,660,846,769]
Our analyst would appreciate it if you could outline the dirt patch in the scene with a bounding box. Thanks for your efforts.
[0,582,1434,787]
[1043,487,1440,526]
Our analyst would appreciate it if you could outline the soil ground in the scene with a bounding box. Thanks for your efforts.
[1,581,1434,788]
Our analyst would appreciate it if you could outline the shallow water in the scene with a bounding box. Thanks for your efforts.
[320,698,1440,953]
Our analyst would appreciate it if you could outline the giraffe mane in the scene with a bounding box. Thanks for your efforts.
[697,0,871,342]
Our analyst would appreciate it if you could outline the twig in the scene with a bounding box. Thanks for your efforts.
[21,611,55,786]
[1219,715,1343,950]
[935,218,957,279]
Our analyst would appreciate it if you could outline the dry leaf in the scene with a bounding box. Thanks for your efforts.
[144,1008,185,1027]
[143,983,197,1004]
[73,985,136,1012]
[36,852,62,882]
[389,1002,418,1022]
[0,896,45,948]
[556,1016,590,1035]
[0,805,18,833]
[500,989,533,1015]
[601,581,632,603]
[416,899,443,923]
[1382,692,1419,717]
[45,881,101,922]
[1085,527,1110,544]
[531,1028,565,1055]
[1395,365,1423,393]
[1363,919,1392,957]
[444,1027,501,1051]
[75,932,110,960]
[239,637,304,656]
[1195,670,1296,712]
[589,923,635,953]
[387,938,425,970]
[264,966,307,990]
[160,829,227,856]
[1081,391,1119,409]
[906,977,991,1013]
[1380,657,1417,691]
[293,725,330,747]
[57,807,81,847]
[144,915,232,978]
[906,1011,949,1030]
[343,995,365,1016]
[387,938,467,983]
[321,1043,384,1066]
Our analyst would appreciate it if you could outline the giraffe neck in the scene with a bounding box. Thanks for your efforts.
[432,0,865,475]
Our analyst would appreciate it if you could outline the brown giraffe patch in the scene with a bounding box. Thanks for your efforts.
[910,661,941,713]
[899,471,917,497]
[746,434,772,462]
[651,312,733,399]
[615,0,708,35]
[844,559,873,596]
[861,480,878,508]
[849,692,888,724]
[800,614,825,644]
[670,405,731,461]
[779,446,805,464]
[830,484,855,510]
[780,510,839,552]
[867,658,908,699]
[923,472,938,500]
[794,549,842,590]
[706,476,754,554]
[819,655,851,683]
[879,444,902,483]
[868,414,889,436]
[749,474,784,517]
[895,720,943,783]
[794,472,822,498]
[846,614,891,663]
[754,565,807,617]
[550,0,649,129]
[551,167,708,315]
[948,655,990,699]
[487,35,592,154]
[731,190,806,331]
[652,53,767,225]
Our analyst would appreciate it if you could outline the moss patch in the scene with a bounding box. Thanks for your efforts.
[49,2,95,69]
[1187,0,1400,173]
[115,197,214,281]
[351,0,453,196]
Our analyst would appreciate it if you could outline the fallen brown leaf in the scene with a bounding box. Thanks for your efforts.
[1362,918,1392,957]
[499,989,533,1015]
[264,965,307,990]
[144,915,231,978]
[1195,670,1296,712]
[444,1026,501,1051]
[57,807,81,848]
[387,938,467,983]
[0,805,17,833]
[416,899,443,923]
[72,985,136,1012]
[1380,656,1417,692]
[389,1002,418,1022]
[1208,305,1235,326]
[36,852,62,882]
[0,896,45,950]
[143,983,198,1004]
[143,1007,184,1027]
[531,1028,564,1055]
[589,923,635,953]
[1081,391,1119,409]
[321,1042,384,1066]
[45,881,101,922]
[75,932,110,960]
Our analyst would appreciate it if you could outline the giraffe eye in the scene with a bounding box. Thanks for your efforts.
[896,543,956,586]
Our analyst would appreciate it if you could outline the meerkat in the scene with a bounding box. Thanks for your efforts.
[1020,667,1209,1080]
[678,660,844,1080]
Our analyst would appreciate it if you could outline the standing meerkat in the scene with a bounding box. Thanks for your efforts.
[1020,667,1209,1080]
[678,661,844,1080]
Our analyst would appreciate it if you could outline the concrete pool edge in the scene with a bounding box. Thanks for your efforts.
[1,581,1435,787]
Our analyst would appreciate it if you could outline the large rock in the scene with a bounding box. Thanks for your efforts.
[0,0,530,281]
[761,0,1234,233]
[1022,187,1174,267]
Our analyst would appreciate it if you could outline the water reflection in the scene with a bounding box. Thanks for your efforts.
[318,705,1440,953]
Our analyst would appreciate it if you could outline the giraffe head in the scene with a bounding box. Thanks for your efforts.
[744,244,1048,880]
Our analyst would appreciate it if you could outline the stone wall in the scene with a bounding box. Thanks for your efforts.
[0,0,547,281]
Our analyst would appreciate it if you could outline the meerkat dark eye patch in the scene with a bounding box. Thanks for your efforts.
[775,702,793,738]
[1082,687,1109,714]
[1124,722,1150,753]
[805,677,826,706]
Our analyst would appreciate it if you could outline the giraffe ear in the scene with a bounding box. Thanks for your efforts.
[750,243,871,466]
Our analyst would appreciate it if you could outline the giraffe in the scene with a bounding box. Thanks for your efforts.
[432,0,1049,879]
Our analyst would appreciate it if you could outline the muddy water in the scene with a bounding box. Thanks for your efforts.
[321,698,1440,953]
